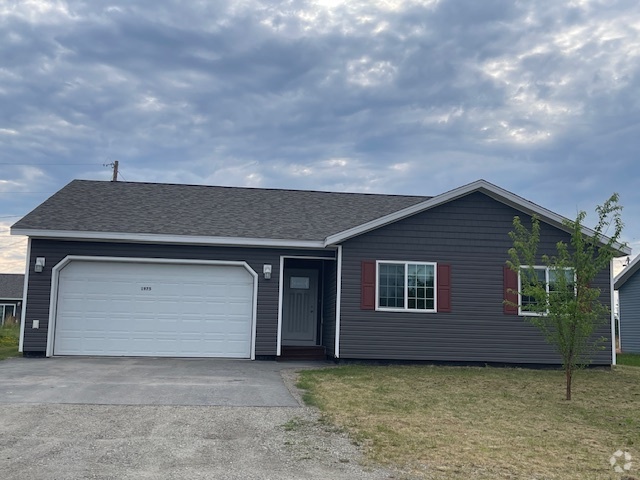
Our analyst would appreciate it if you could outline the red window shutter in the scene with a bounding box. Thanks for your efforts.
[437,264,452,313]
[361,260,376,310]
[503,266,518,315]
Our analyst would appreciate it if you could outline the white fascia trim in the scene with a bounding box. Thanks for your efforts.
[614,253,640,289]
[46,255,259,359]
[0,298,23,301]
[18,238,31,353]
[11,229,325,249]
[276,255,285,357]
[610,259,617,366]
[324,180,631,255]
[334,245,342,359]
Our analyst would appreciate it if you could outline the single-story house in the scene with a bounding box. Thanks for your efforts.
[0,273,25,326]
[10,179,629,364]
[614,255,640,354]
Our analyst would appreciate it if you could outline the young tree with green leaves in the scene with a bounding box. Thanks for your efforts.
[507,194,624,400]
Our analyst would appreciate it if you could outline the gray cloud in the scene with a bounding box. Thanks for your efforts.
[1,0,640,271]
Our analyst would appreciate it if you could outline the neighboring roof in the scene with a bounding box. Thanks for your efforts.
[0,274,24,300]
[614,255,640,290]
[11,179,631,254]
[11,180,429,246]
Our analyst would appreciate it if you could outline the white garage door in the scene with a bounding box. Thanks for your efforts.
[53,260,255,358]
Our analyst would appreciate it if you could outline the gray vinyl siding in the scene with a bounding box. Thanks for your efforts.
[23,239,334,356]
[322,260,337,356]
[619,273,640,353]
[339,192,613,365]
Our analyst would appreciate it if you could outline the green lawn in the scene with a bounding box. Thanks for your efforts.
[0,324,20,360]
[298,364,640,479]
[618,353,640,367]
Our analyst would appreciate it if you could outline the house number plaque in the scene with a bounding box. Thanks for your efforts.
[140,286,152,291]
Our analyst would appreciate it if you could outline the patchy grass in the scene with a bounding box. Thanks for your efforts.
[618,353,640,367]
[298,365,640,479]
[0,324,20,360]
[282,417,305,432]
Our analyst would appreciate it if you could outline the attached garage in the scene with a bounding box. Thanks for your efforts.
[49,257,257,358]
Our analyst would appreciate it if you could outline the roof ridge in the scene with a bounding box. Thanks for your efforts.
[70,179,432,199]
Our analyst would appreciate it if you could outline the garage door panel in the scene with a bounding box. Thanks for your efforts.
[53,261,254,358]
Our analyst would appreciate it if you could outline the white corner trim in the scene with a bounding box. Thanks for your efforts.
[11,228,326,249]
[323,180,631,255]
[18,238,31,353]
[334,245,342,359]
[45,255,259,359]
[276,255,285,357]
[610,258,617,366]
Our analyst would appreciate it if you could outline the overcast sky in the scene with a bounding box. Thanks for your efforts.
[1,0,639,274]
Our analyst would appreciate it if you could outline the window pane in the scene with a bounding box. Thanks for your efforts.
[549,268,575,302]
[549,269,574,291]
[407,264,434,310]
[0,305,15,324]
[521,267,546,309]
[379,263,405,308]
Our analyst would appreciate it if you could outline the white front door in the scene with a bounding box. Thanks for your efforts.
[282,268,318,346]
[53,260,254,358]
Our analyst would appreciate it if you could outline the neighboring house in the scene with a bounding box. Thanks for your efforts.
[10,179,629,364]
[614,255,640,354]
[0,274,25,326]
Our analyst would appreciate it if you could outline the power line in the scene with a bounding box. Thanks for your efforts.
[0,163,100,166]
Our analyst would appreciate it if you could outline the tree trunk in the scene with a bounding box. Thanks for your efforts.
[565,366,572,401]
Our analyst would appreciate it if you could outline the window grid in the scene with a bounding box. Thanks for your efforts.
[377,261,436,312]
[407,264,435,310]
[378,263,405,308]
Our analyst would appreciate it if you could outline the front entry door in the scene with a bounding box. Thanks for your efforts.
[282,268,318,346]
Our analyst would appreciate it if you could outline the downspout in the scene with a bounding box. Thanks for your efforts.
[610,258,616,366]
[334,245,342,358]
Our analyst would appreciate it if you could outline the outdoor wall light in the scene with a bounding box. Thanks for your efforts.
[34,257,45,273]
[263,264,272,280]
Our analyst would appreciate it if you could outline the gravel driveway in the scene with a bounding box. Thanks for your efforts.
[0,358,396,480]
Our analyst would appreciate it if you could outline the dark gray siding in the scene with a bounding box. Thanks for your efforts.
[321,260,337,356]
[619,272,640,354]
[339,192,613,365]
[23,239,334,356]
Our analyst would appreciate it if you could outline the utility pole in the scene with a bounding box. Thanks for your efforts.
[111,160,119,182]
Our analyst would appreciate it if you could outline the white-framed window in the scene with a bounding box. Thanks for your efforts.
[518,266,575,316]
[0,304,16,326]
[376,261,437,312]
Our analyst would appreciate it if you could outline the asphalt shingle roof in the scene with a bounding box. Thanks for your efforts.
[0,274,24,299]
[12,180,431,241]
